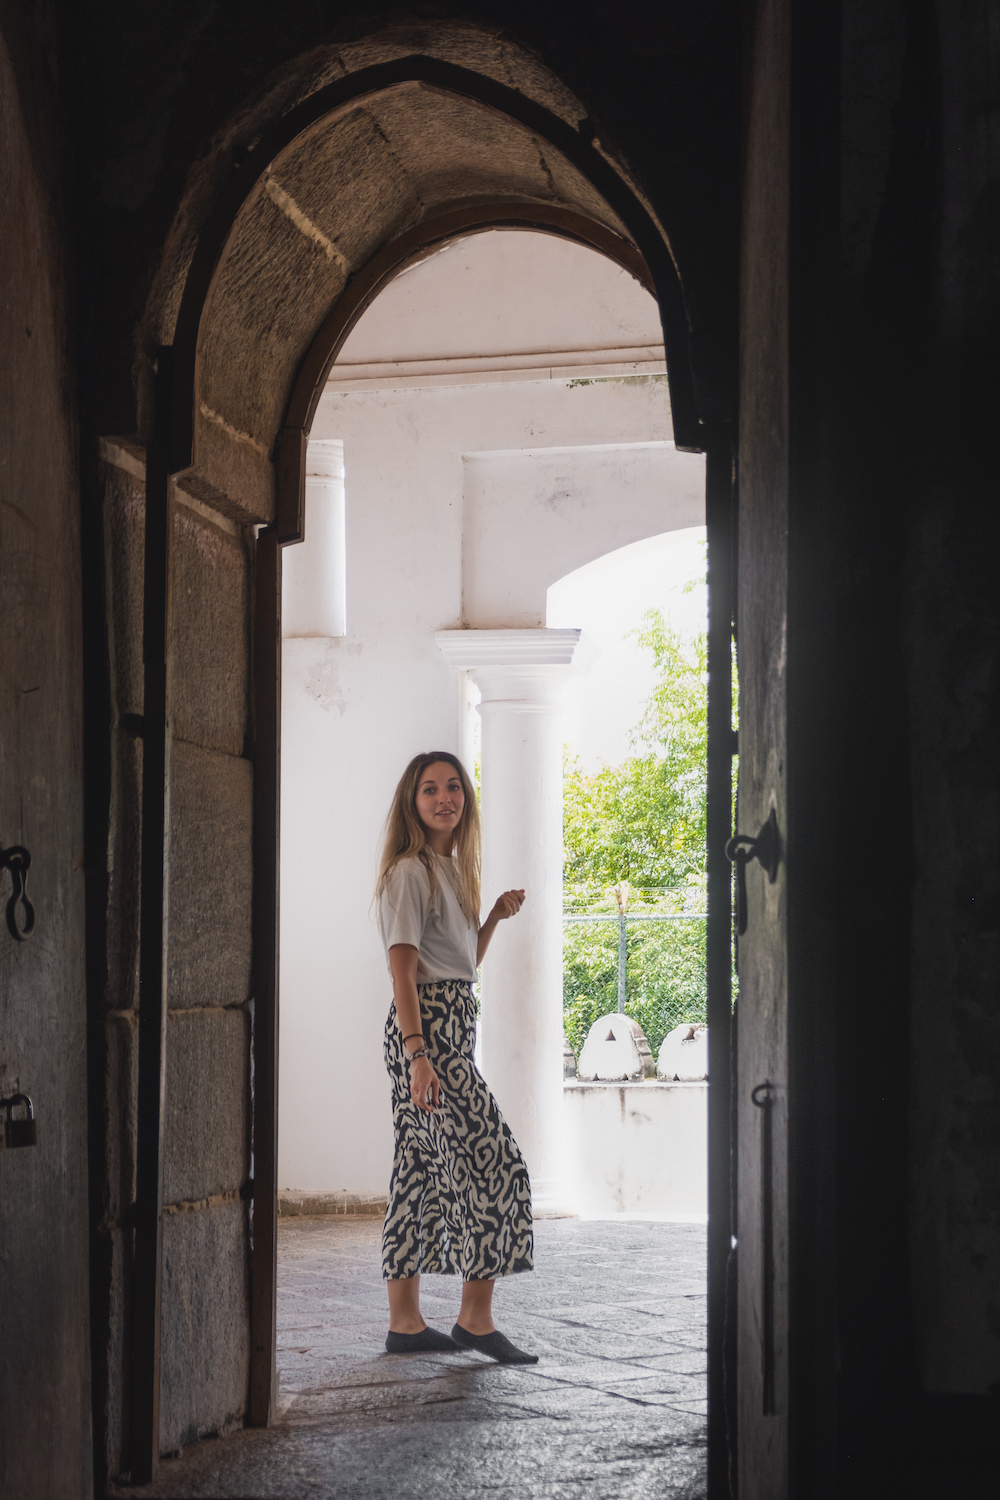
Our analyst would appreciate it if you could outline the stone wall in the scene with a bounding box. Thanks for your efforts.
[161,489,255,1456]
[89,445,254,1472]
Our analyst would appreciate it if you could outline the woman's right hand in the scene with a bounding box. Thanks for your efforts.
[409,1054,441,1112]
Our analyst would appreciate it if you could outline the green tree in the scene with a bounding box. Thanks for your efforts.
[563,604,709,1056]
[563,918,708,1057]
[564,615,707,893]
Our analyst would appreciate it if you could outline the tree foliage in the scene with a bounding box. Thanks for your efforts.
[562,600,709,1055]
[564,609,708,897]
[563,920,707,1056]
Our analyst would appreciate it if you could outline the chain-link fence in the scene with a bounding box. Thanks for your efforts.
[563,887,707,1059]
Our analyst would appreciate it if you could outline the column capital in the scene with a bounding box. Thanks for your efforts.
[434,627,587,670]
[435,628,596,709]
[305,437,344,480]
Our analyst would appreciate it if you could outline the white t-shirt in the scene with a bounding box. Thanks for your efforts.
[378,854,479,982]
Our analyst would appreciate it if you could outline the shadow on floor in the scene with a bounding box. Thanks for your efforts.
[122,1216,708,1499]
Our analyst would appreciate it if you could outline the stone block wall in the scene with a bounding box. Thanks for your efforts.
[90,447,255,1476]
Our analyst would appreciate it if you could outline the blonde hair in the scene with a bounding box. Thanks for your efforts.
[375,752,481,925]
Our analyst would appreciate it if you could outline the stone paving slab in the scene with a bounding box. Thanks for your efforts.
[123,1216,707,1499]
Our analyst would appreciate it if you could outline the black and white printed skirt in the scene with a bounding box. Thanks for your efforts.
[382,978,534,1281]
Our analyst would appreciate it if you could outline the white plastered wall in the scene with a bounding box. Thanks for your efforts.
[277,232,705,1198]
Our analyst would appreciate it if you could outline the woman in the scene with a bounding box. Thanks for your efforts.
[376,750,538,1364]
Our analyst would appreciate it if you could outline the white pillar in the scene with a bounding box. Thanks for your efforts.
[282,438,346,638]
[435,628,594,1214]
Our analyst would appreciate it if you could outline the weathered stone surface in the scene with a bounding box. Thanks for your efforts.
[193,104,422,522]
[195,201,345,523]
[101,459,145,720]
[336,24,585,126]
[126,1217,708,1498]
[270,106,420,282]
[170,501,251,757]
[371,84,619,233]
[164,1008,250,1205]
[159,1201,251,1456]
[168,741,252,1008]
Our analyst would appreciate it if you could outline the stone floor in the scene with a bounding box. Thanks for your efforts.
[132,1216,708,1499]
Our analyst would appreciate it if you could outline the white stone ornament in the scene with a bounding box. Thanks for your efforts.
[577,1014,655,1082]
[656,1023,709,1081]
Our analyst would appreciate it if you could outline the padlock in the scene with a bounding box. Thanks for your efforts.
[3,1094,37,1149]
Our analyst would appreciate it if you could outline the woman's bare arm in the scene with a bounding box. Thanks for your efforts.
[477,888,526,965]
[388,943,440,1111]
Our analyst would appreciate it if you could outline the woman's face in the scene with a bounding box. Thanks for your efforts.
[415,760,466,846]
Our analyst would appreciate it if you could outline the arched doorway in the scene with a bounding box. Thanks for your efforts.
[105,29,732,1486]
[276,227,687,1221]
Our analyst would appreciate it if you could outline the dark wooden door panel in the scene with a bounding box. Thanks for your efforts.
[0,25,92,1493]
[737,0,791,1492]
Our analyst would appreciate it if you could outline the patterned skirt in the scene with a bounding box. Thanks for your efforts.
[382,978,533,1281]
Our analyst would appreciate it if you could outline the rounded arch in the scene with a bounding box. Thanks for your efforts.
[130,31,706,1447]
[155,47,699,525]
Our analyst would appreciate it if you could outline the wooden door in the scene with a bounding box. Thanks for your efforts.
[0,24,93,1496]
[736,0,791,1492]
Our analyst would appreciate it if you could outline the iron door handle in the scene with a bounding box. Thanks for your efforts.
[725,810,779,935]
[0,845,35,941]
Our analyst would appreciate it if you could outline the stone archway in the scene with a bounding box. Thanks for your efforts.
[105,27,710,1484]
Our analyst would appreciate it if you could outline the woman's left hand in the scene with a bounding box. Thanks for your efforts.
[491,889,525,921]
[477,889,526,963]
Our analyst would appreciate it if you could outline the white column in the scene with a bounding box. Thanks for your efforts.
[435,628,594,1214]
[282,438,346,638]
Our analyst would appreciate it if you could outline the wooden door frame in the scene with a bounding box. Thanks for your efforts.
[705,427,738,1496]
[130,52,716,1479]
